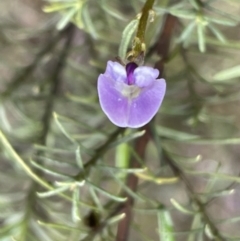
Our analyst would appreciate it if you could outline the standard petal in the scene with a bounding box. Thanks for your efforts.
[105,61,127,83]
[98,74,129,127]
[127,79,166,128]
[133,66,159,87]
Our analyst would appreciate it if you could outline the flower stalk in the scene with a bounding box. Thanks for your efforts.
[127,0,156,61]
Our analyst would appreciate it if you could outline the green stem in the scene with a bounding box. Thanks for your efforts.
[129,0,155,60]
[74,127,125,180]
[136,0,155,43]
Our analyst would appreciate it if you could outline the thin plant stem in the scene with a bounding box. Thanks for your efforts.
[128,0,156,61]
[136,0,155,43]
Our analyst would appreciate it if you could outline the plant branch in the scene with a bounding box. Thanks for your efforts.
[163,150,227,241]
[21,24,75,236]
[128,0,156,60]
[78,127,151,241]
[136,0,155,43]
[1,29,64,100]
[74,127,125,180]
[36,25,75,147]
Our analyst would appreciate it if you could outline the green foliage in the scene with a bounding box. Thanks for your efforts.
[157,206,175,241]
[118,19,139,59]
[1,0,240,240]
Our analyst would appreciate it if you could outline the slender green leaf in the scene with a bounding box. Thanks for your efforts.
[178,21,196,42]
[205,36,240,49]
[217,216,240,225]
[87,181,127,202]
[38,221,87,232]
[0,105,11,131]
[187,214,203,241]
[97,164,146,173]
[118,19,139,59]
[182,137,240,144]
[186,171,240,183]
[156,125,199,140]
[197,23,205,52]
[37,186,69,198]
[166,152,202,164]
[170,199,196,215]
[109,130,145,148]
[55,180,85,187]
[53,112,77,145]
[188,0,200,10]
[107,213,126,225]
[208,23,226,43]
[206,16,238,26]
[213,65,240,81]
[82,2,98,39]
[34,144,74,153]
[75,146,84,170]
[43,3,75,13]
[89,186,103,211]
[57,8,77,30]
[108,170,144,201]
[30,159,70,179]
[101,0,126,21]
[72,188,81,222]
[204,224,214,240]
[197,189,235,198]
[169,9,196,19]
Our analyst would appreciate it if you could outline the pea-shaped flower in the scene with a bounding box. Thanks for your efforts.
[97,61,166,128]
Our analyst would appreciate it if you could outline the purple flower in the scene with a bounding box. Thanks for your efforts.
[97,61,166,128]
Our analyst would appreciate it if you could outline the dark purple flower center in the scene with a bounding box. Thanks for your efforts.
[126,62,138,85]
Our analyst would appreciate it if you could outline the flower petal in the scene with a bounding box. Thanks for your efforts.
[98,73,129,127]
[133,66,159,87]
[127,78,166,128]
[105,61,127,83]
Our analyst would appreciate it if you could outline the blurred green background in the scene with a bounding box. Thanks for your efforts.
[1,0,240,241]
